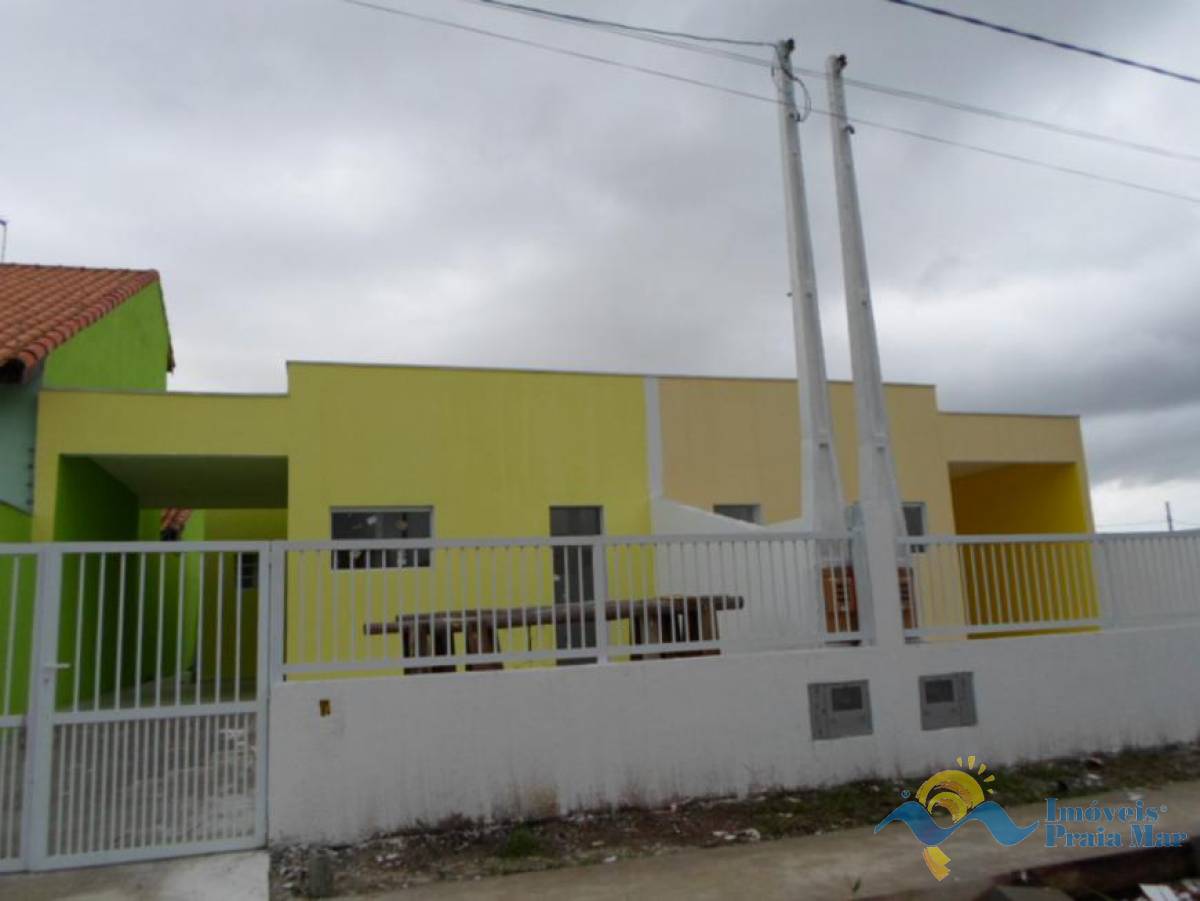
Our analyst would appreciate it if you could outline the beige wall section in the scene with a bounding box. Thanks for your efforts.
[938,412,1086,465]
[939,412,1093,533]
[658,378,805,527]
[658,377,1091,536]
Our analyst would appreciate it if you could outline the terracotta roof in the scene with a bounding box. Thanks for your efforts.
[160,507,193,534]
[0,263,172,382]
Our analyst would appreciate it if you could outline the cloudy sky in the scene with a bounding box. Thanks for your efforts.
[4,0,1199,530]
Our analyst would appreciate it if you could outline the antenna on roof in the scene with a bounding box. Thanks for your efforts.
[0,217,7,263]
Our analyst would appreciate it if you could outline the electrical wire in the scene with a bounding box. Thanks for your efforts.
[456,0,1200,164]
[336,0,1200,206]
[790,65,1200,165]
[818,110,1200,205]
[883,0,1200,87]
[459,0,770,68]
[463,0,773,50]
[456,0,814,115]
[337,0,785,107]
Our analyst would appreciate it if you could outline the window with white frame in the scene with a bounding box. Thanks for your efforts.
[713,503,761,524]
[331,508,433,570]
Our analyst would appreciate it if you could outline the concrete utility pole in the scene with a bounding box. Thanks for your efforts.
[1166,501,1174,532]
[773,39,845,535]
[826,54,906,646]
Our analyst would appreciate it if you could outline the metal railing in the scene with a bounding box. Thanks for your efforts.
[0,548,37,870]
[901,531,1200,638]
[0,542,267,869]
[273,532,860,678]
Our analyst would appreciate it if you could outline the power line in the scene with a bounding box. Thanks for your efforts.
[790,65,1200,165]
[457,0,770,67]
[459,0,1200,164]
[883,0,1200,87]
[336,0,1200,206]
[464,0,773,50]
[820,111,1200,206]
[337,0,785,107]
[459,0,815,117]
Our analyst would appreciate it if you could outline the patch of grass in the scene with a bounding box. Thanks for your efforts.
[498,825,544,859]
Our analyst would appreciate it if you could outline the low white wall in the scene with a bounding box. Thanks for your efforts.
[268,623,1200,844]
[650,497,763,535]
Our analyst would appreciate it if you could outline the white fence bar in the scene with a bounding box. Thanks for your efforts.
[21,546,266,867]
[276,532,860,678]
[901,531,1200,638]
[0,548,36,871]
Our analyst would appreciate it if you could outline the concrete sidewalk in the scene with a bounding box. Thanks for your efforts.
[0,849,268,901]
[365,782,1200,901]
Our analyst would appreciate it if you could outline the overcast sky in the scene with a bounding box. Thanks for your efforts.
[4,0,1199,530]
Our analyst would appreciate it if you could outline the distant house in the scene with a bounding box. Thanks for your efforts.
[0,264,174,541]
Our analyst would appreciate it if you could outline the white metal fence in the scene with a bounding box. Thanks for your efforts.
[901,531,1200,638]
[0,548,36,872]
[4,527,1199,870]
[272,533,861,679]
[0,543,267,871]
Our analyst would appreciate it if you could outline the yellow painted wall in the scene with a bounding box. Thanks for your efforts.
[35,366,651,672]
[951,463,1090,535]
[657,377,1092,534]
[284,364,650,540]
[950,463,1098,628]
[33,364,1095,660]
[32,391,289,541]
[658,378,957,533]
[197,509,288,684]
[282,364,650,670]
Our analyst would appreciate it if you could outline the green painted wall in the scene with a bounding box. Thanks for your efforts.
[201,509,286,687]
[34,460,211,709]
[0,550,37,715]
[42,282,171,392]
[47,506,209,711]
[53,457,140,541]
[0,502,31,542]
[1,280,171,530]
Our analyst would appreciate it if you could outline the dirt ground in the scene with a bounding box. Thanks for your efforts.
[269,740,1200,898]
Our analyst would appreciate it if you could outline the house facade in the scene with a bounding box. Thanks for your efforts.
[1,263,1096,696]
[0,264,175,542]
[1,264,1092,549]
[29,361,1093,546]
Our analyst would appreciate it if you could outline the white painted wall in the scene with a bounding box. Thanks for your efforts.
[269,623,1200,844]
[650,497,763,535]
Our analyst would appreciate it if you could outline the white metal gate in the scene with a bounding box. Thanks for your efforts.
[0,542,268,871]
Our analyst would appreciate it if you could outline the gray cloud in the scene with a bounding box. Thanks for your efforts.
[4,0,1199,515]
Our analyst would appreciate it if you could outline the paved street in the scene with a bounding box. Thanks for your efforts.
[0,849,267,900]
[360,781,1200,901]
[0,781,1195,900]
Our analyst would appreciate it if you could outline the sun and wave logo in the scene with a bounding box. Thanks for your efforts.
[875,756,1039,881]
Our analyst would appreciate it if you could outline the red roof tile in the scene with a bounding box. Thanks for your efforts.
[160,507,193,534]
[0,263,172,382]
